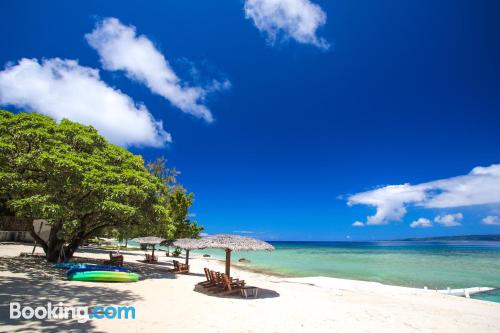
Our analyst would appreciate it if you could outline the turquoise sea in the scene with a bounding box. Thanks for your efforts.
[188,241,500,303]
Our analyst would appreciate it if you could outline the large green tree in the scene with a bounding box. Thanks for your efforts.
[0,111,172,261]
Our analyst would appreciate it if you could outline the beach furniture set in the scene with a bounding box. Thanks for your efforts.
[105,252,124,266]
[199,268,258,298]
[145,253,158,263]
[170,259,190,273]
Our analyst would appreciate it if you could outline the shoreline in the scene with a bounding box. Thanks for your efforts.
[17,242,499,294]
[189,253,500,295]
[1,243,500,332]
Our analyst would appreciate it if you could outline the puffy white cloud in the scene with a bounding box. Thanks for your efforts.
[348,164,500,226]
[352,221,365,227]
[0,58,170,147]
[482,215,500,226]
[434,213,463,227]
[348,184,427,225]
[410,218,432,228]
[244,0,329,49]
[86,18,225,122]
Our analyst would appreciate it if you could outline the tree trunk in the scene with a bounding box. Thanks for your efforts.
[225,248,231,277]
[63,240,82,260]
[40,221,64,262]
[43,223,87,262]
[45,239,65,262]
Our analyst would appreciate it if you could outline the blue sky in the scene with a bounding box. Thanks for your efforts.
[1,0,499,240]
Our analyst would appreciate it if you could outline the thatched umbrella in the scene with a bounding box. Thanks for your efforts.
[170,238,206,265]
[197,234,274,277]
[131,236,165,258]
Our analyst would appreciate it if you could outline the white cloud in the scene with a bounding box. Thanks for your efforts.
[352,221,365,227]
[348,184,427,225]
[86,17,225,122]
[348,164,500,225]
[244,0,329,49]
[482,215,500,226]
[410,218,432,228]
[434,213,463,227]
[0,58,170,147]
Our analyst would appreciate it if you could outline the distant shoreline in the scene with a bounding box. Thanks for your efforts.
[261,235,500,242]
[397,234,500,242]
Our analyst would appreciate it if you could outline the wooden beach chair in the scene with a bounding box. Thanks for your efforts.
[200,269,221,289]
[218,273,246,295]
[145,253,158,263]
[203,271,223,292]
[105,252,124,266]
[176,262,189,273]
[168,260,190,273]
[198,268,214,286]
[206,271,245,293]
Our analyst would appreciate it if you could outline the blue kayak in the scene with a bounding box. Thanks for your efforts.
[53,263,87,269]
[67,265,129,276]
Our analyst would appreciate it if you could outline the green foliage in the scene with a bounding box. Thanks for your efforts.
[172,247,182,257]
[145,157,204,240]
[0,110,172,260]
[167,187,203,239]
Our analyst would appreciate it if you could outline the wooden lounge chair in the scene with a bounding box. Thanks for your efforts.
[145,253,158,263]
[206,271,245,293]
[176,262,189,273]
[201,270,222,290]
[169,260,190,273]
[218,273,246,295]
[198,268,214,286]
[215,271,243,284]
[105,252,124,266]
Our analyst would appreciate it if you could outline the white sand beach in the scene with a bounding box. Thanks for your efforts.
[0,243,499,333]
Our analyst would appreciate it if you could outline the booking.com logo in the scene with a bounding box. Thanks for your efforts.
[10,302,135,323]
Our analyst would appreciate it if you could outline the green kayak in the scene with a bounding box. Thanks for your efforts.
[68,271,139,282]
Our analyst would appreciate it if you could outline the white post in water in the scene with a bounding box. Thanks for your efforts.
[465,289,470,298]
[447,287,451,294]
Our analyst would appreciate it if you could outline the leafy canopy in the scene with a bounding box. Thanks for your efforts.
[0,111,172,259]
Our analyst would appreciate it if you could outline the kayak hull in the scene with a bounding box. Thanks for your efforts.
[68,271,139,282]
[53,263,86,269]
[67,265,129,276]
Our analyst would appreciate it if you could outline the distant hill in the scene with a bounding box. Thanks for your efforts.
[400,234,500,241]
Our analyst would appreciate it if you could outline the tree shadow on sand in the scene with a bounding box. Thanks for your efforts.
[0,254,179,332]
[0,255,177,281]
[0,275,142,333]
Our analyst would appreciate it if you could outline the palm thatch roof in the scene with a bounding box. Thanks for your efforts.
[171,238,206,250]
[130,236,165,245]
[197,234,274,252]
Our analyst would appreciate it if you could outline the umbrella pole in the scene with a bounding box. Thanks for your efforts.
[152,245,155,258]
[225,248,231,277]
[185,249,190,265]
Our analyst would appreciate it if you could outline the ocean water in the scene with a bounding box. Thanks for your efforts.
[188,241,500,303]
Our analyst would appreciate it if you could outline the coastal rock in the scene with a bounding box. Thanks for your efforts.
[238,258,250,263]
[203,254,211,257]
